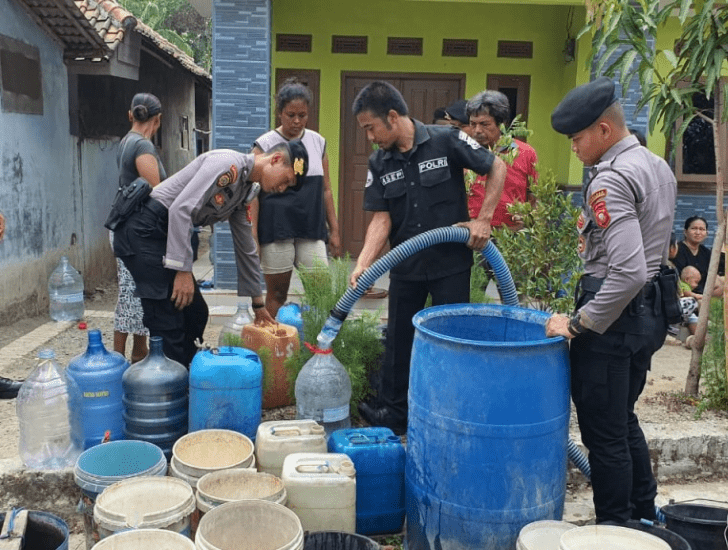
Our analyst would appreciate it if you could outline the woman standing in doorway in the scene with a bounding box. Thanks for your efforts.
[111,93,166,361]
[250,78,341,317]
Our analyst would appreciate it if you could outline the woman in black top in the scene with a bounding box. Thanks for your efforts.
[112,93,166,362]
[672,215,725,297]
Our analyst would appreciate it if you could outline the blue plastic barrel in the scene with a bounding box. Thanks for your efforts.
[0,510,69,550]
[189,347,262,439]
[328,427,405,535]
[406,304,570,550]
[277,303,304,345]
[66,329,129,450]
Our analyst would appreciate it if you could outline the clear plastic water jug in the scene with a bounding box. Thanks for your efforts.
[122,336,189,459]
[16,349,82,469]
[48,256,85,321]
[218,302,253,347]
[294,350,351,437]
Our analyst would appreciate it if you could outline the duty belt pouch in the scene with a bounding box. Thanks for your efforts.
[657,264,683,324]
[104,176,153,231]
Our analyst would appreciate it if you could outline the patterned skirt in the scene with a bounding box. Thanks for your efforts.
[110,232,148,336]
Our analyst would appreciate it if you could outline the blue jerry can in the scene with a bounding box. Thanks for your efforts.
[328,427,405,535]
[189,346,262,440]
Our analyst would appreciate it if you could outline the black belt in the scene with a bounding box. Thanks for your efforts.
[579,274,657,301]
[143,196,168,218]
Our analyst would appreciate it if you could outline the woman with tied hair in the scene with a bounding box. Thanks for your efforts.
[110,92,166,362]
[250,78,341,317]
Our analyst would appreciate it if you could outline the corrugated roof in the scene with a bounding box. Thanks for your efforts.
[14,0,210,81]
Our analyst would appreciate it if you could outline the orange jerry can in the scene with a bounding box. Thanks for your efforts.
[242,323,299,409]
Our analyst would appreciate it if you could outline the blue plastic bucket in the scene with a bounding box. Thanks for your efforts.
[406,304,570,550]
[74,440,167,549]
[0,510,69,550]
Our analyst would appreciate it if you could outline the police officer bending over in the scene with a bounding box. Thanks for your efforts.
[351,81,507,435]
[114,141,308,367]
[546,77,676,524]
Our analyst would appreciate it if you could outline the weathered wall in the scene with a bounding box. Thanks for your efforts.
[0,0,82,324]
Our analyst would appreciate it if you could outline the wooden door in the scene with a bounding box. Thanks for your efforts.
[486,74,531,129]
[339,72,465,257]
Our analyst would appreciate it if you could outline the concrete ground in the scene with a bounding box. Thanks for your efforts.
[1,228,727,547]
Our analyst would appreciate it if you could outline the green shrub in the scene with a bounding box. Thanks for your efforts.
[697,298,728,416]
[284,256,385,416]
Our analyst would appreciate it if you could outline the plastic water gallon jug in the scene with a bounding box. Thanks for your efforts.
[16,349,82,469]
[281,452,356,533]
[48,256,85,321]
[123,336,189,459]
[276,303,304,346]
[328,427,405,535]
[294,349,351,437]
[255,420,327,478]
[189,348,262,439]
[218,302,253,347]
[242,323,299,409]
[66,329,129,450]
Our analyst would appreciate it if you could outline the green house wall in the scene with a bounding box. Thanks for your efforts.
[272,0,587,200]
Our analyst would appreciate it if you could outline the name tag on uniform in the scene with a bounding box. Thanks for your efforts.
[381,170,404,186]
[419,157,448,173]
[458,130,481,150]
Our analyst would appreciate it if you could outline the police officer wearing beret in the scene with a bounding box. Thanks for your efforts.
[351,81,507,435]
[114,140,309,367]
[546,77,676,523]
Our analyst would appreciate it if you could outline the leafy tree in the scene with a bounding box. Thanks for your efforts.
[119,0,212,71]
[580,0,728,396]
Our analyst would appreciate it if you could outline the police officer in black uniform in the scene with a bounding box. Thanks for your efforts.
[546,77,677,524]
[351,81,507,435]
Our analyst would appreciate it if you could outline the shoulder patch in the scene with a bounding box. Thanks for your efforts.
[576,212,585,230]
[590,194,611,229]
[458,130,481,150]
[216,164,238,187]
[588,188,607,207]
[365,170,373,188]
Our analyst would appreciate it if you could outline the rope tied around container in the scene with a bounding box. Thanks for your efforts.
[304,342,332,355]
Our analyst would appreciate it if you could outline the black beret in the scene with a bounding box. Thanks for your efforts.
[551,76,618,135]
[445,99,469,125]
[287,138,308,188]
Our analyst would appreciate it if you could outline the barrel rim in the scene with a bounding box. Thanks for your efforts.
[661,502,728,526]
[172,429,254,476]
[412,303,564,347]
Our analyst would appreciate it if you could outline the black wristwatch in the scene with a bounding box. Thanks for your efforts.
[252,303,265,310]
[568,313,586,337]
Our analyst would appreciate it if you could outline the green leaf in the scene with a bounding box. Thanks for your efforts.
[662,49,678,68]
[678,0,692,24]
[619,50,639,90]
[674,113,696,147]
[596,42,623,75]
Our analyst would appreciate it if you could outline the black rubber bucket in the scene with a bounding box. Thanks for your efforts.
[625,520,693,550]
[0,511,69,550]
[662,503,728,550]
[303,531,380,550]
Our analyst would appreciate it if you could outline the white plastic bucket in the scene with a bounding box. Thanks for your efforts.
[173,429,254,480]
[560,525,672,550]
[255,420,326,478]
[170,454,256,491]
[92,528,195,549]
[281,452,356,533]
[517,520,577,550]
[196,469,287,513]
[195,500,303,550]
[93,476,196,540]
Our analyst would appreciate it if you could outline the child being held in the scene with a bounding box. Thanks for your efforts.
[679,265,701,334]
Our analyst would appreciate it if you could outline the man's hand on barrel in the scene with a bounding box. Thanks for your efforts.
[546,314,574,339]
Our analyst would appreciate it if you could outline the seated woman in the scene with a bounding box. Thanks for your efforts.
[672,215,725,298]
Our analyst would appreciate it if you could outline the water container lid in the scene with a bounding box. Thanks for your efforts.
[559,525,671,550]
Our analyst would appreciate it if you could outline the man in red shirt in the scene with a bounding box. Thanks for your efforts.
[466,90,538,229]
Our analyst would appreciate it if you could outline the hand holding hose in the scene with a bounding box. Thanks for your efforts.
[456,219,491,251]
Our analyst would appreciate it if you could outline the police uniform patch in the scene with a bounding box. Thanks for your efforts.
[365,170,373,188]
[588,189,607,207]
[577,212,585,230]
[592,201,611,228]
[458,130,481,150]
[578,235,586,253]
[214,193,225,206]
[216,164,238,187]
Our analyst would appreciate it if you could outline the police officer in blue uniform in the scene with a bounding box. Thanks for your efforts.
[351,81,507,435]
[114,141,308,367]
[546,77,677,523]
